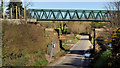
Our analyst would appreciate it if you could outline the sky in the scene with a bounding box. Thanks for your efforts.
[28,2,108,10]
[2,2,110,11]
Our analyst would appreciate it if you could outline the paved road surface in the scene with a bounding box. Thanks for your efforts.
[48,35,93,68]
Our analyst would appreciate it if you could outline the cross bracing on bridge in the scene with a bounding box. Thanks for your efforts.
[28,9,110,21]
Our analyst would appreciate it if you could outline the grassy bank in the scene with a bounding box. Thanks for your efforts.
[2,21,60,66]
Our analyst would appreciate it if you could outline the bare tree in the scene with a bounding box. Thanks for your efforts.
[22,1,33,23]
[105,1,120,28]
[102,1,120,42]
[23,2,33,9]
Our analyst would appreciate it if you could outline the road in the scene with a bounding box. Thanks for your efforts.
[48,35,93,68]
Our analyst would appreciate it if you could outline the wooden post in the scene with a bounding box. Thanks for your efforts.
[10,7,12,19]
[16,6,18,19]
[3,4,5,19]
[18,7,20,19]
[24,6,26,19]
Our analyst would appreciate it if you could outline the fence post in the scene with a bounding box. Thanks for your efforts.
[3,4,5,19]
[18,7,20,19]
[16,6,18,19]
[10,7,12,19]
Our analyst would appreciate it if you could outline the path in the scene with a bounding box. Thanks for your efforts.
[48,35,93,68]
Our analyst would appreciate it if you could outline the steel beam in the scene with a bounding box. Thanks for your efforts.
[28,9,110,21]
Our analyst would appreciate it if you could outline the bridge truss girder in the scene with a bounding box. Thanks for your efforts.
[28,9,110,21]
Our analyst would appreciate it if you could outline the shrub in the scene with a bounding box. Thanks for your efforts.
[76,35,81,40]
[93,50,112,68]
[62,45,70,50]
[109,27,120,68]
[110,27,120,54]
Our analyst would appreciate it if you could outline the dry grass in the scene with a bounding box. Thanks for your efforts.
[2,21,59,66]
[3,23,47,54]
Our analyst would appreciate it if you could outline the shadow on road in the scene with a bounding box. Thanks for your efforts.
[63,58,91,68]
[62,50,92,68]
[69,50,85,55]
[80,38,89,40]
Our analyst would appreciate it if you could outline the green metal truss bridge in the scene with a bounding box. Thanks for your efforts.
[28,9,110,21]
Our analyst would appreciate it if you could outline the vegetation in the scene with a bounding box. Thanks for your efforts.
[105,1,120,28]
[92,50,112,68]
[2,21,50,66]
[96,36,107,51]
[54,50,65,58]
[109,28,120,67]
[67,21,91,34]
[34,59,48,66]
[62,45,70,50]
[33,50,48,66]
[76,35,81,40]
[91,1,120,67]
[57,27,68,35]
[92,28,120,68]
[103,1,120,44]
[63,39,78,44]
[90,22,107,28]
[39,22,55,28]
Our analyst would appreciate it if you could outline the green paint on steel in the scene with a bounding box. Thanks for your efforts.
[28,9,110,21]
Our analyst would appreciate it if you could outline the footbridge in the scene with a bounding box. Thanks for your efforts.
[28,9,110,22]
